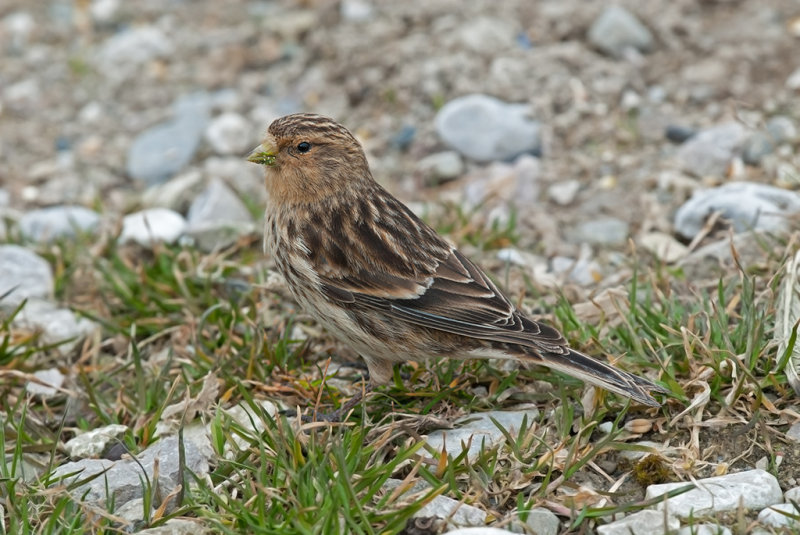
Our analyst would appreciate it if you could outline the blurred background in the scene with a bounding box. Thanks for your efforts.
[1,0,798,275]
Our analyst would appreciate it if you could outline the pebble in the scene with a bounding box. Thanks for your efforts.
[766,116,798,143]
[205,156,267,204]
[119,208,187,246]
[141,169,205,211]
[676,122,749,178]
[435,94,542,162]
[785,486,800,502]
[26,368,66,398]
[0,188,9,207]
[3,11,34,51]
[665,125,696,144]
[95,26,173,81]
[455,16,517,54]
[758,503,800,528]
[340,0,374,22]
[19,205,100,242]
[204,112,253,155]
[462,155,541,207]
[424,408,539,463]
[786,66,800,90]
[417,151,464,183]
[787,422,800,442]
[587,6,655,58]
[64,424,129,459]
[638,232,689,263]
[551,247,603,286]
[547,180,580,205]
[597,510,679,535]
[521,507,560,535]
[0,245,54,307]
[137,519,209,535]
[13,299,97,352]
[185,179,256,251]
[646,469,782,518]
[677,525,731,535]
[742,132,774,165]
[566,217,629,247]
[673,182,800,239]
[127,92,211,185]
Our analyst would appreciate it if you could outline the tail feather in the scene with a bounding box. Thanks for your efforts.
[534,348,668,407]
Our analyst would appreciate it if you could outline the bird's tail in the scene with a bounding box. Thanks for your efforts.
[533,347,669,407]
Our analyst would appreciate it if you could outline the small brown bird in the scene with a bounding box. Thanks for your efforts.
[248,113,667,419]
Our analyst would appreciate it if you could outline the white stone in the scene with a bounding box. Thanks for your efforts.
[758,503,800,528]
[26,368,65,398]
[64,424,129,458]
[205,113,253,155]
[638,232,689,263]
[674,182,800,239]
[13,299,97,352]
[119,208,187,246]
[645,469,782,518]
[587,6,654,58]
[786,66,800,90]
[676,123,749,178]
[96,26,173,80]
[141,170,205,210]
[677,523,731,535]
[444,528,514,535]
[417,151,464,182]
[548,180,580,205]
[524,507,560,535]
[424,409,539,463]
[597,509,679,535]
[0,245,54,307]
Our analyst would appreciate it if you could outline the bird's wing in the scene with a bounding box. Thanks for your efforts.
[319,246,568,353]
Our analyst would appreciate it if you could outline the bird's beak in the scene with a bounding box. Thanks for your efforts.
[247,136,278,166]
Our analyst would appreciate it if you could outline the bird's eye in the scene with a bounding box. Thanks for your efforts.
[296,141,311,153]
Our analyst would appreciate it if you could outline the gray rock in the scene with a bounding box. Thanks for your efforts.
[119,208,187,246]
[12,299,97,352]
[646,469,782,518]
[205,156,267,205]
[0,245,54,307]
[677,524,731,535]
[185,179,255,251]
[187,179,253,226]
[523,507,560,535]
[0,188,9,207]
[435,94,542,162]
[64,424,129,459]
[417,151,464,182]
[424,408,539,463]
[758,503,800,528]
[96,26,173,81]
[587,6,655,58]
[638,232,689,263]
[673,182,800,239]
[567,217,629,247]
[19,205,100,242]
[676,123,749,178]
[547,180,580,206]
[26,368,65,398]
[742,133,774,165]
[550,254,603,286]
[51,435,210,510]
[127,93,211,184]
[204,112,253,155]
[597,510,679,535]
[141,170,205,211]
[766,116,798,144]
[3,11,34,51]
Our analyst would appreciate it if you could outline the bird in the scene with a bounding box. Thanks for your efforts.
[247,113,668,420]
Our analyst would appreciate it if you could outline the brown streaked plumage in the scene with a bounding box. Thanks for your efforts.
[248,113,668,415]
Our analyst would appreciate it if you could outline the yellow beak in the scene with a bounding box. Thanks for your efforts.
[247,137,278,166]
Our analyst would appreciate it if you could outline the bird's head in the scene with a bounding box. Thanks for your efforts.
[248,113,372,204]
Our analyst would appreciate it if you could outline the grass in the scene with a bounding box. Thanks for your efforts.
[0,221,796,534]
